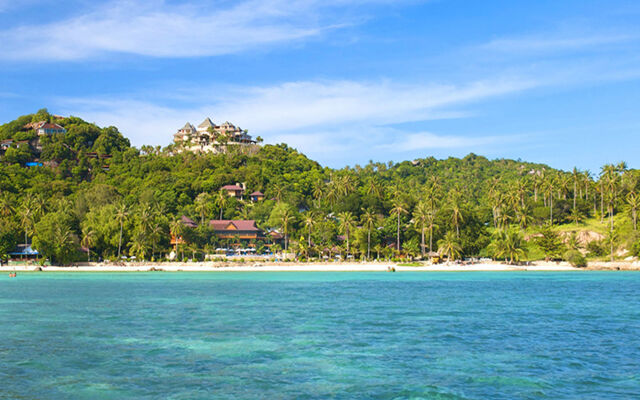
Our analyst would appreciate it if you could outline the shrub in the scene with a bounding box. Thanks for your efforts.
[586,240,606,257]
[564,250,587,268]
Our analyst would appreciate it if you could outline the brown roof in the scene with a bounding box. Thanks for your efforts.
[268,231,283,239]
[39,123,66,131]
[250,191,264,196]
[222,184,244,191]
[210,220,260,232]
[181,216,198,228]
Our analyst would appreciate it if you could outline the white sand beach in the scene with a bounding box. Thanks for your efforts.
[0,261,583,272]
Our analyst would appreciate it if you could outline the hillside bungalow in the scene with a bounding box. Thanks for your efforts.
[210,220,263,241]
[222,184,245,199]
[36,123,66,136]
[250,191,264,202]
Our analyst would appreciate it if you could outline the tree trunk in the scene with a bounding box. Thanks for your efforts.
[118,222,123,258]
[396,213,400,252]
[421,225,425,258]
[367,229,371,260]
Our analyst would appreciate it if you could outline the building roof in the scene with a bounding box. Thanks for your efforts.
[9,244,39,255]
[250,191,264,196]
[180,122,196,131]
[39,123,66,131]
[222,184,244,191]
[210,220,260,232]
[268,231,283,239]
[180,215,198,228]
[24,121,46,130]
[197,118,215,129]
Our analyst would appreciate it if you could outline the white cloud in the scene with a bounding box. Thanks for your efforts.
[55,76,535,165]
[0,0,407,60]
[479,31,637,54]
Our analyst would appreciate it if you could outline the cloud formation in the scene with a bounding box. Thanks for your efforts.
[0,0,404,60]
[56,76,534,165]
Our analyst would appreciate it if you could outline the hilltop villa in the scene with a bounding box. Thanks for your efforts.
[173,117,256,153]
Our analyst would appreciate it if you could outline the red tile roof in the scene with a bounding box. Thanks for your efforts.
[210,220,260,232]
[222,184,244,191]
[181,215,198,228]
[250,191,264,196]
[39,123,65,131]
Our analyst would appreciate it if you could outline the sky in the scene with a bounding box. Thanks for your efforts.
[1,0,640,171]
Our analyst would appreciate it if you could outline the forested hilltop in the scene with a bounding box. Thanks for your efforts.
[1,110,638,265]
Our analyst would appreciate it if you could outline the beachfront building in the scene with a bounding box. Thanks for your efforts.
[8,244,40,261]
[173,117,256,153]
[210,220,263,241]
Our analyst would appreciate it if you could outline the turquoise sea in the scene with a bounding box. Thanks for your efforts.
[1,272,639,399]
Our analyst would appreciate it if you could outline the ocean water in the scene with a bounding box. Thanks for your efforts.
[1,272,639,399]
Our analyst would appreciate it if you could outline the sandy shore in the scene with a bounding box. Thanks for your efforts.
[0,261,584,272]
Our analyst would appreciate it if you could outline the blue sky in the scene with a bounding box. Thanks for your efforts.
[1,0,639,171]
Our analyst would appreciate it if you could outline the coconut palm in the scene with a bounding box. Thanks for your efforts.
[115,203,129,259]
[412,201,429,258]
[215,189,228,220]
[194,192,213,225]
[302,212,316,249]
[437,231,462,261]
[129,230,149,261]
[149,224,163,260]
[390,199,407,252]
[169,218,184,260]
[0,195,12,218]
[337,211,356,256]
[18,205,34,246]
[627,191,640,231]
[488,228,526,264]
[448,196,464,237]
[361,208,376,260]
[81,227,96,262]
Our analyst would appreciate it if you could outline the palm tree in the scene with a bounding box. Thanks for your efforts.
[129,231,149,261]
[115,203,129,259]
[18,205,34,246]
[278,205,294,251]
[437,231,462,261]
[627,191,640,231]
[302,212,316,250]
[215,189,228,220]
[194,192,212,225]
[488,229,526,264]
[0,195,12,218]
[448,197,464,237]
[337,211,356,256]
[390,199,407,252]
[514,205,531,229]
[373,243,384,260]
[170,218,184,260]
[361,209,376,260]
[412,201,429,258]
[81,227,96,262]
[149,224,163,260]
[572,167,581,213]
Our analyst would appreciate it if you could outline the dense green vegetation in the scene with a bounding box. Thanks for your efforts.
[1,110,639,265]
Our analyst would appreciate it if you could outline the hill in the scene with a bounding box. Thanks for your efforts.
[1,110,637,265]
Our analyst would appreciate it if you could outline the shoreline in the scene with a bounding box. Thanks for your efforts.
[0,261,591,272]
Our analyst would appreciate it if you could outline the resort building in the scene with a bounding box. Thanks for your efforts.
[170,216,198,246]
[222,184,246,199]
[210,220,263,241]
[173,117,256,153]
[36,123,66,136]
[250,191,264,202]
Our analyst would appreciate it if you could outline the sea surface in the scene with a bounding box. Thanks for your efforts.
[1,271,639,399]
